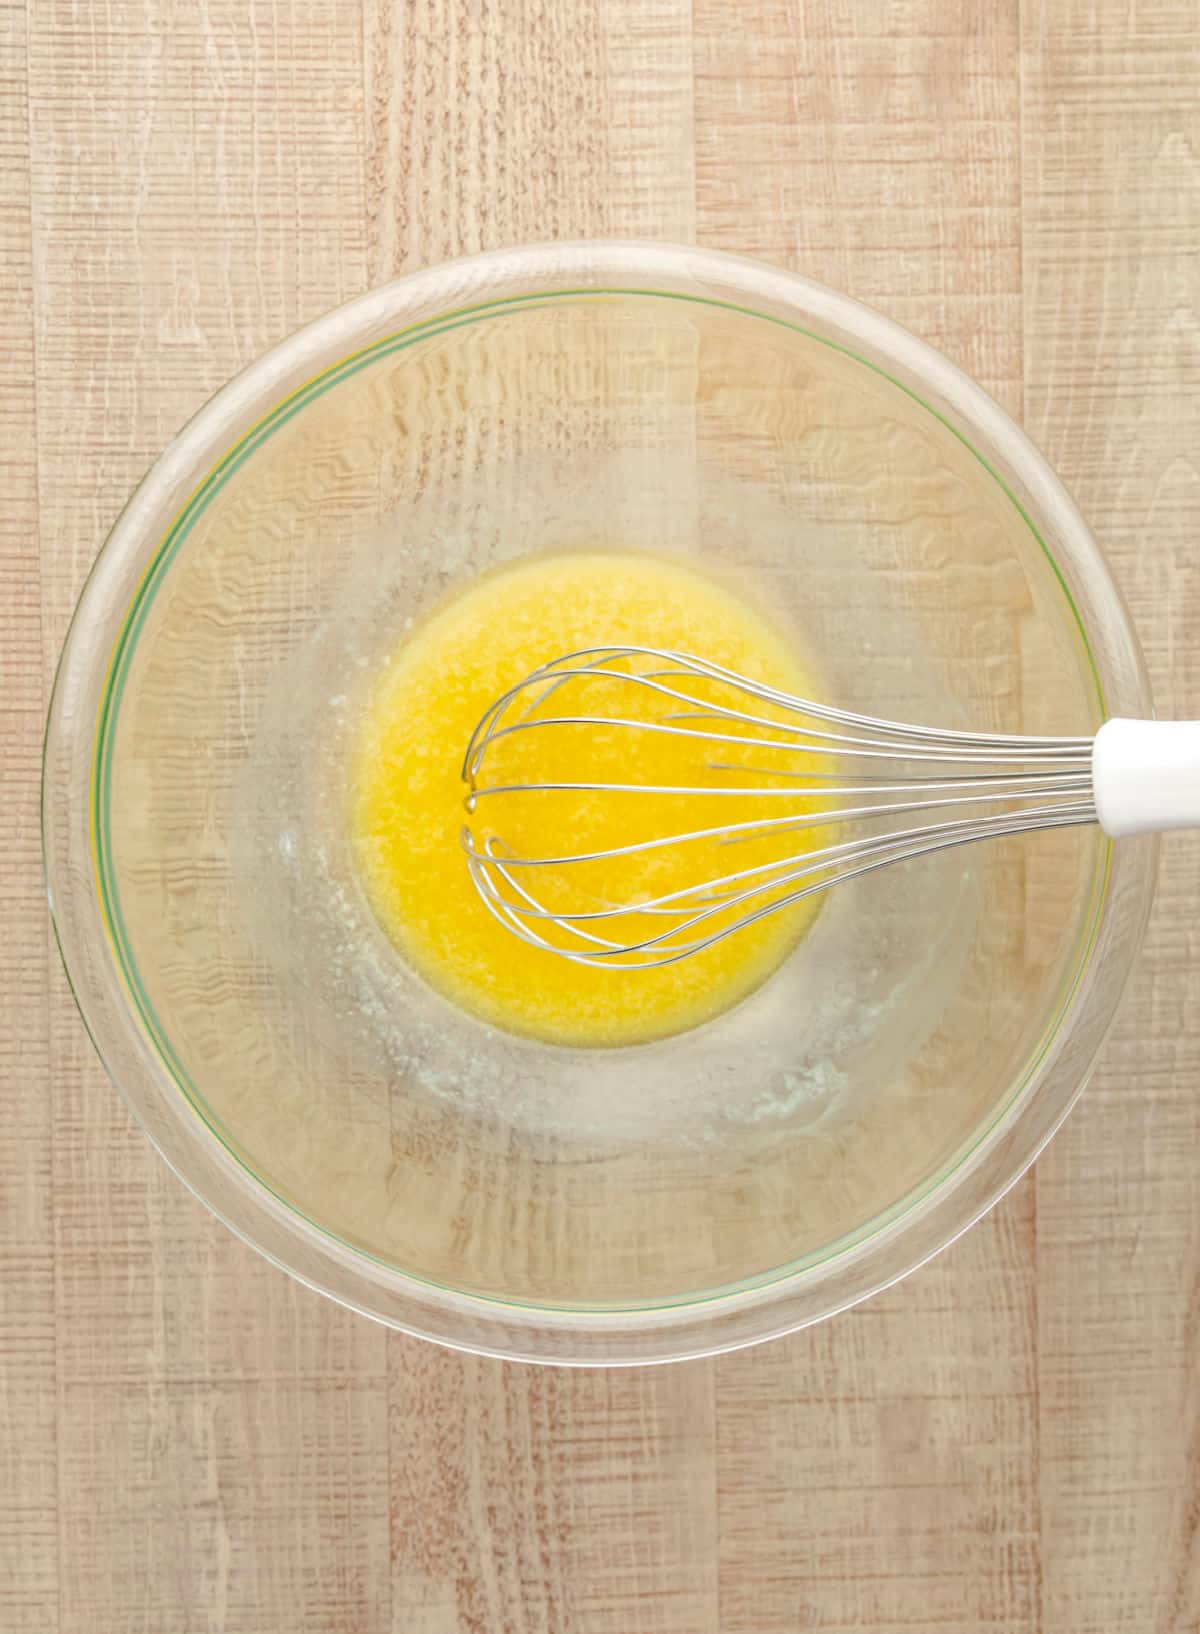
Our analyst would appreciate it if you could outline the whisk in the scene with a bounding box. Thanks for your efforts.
[461,646,1199,970]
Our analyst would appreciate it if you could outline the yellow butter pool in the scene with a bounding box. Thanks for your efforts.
[348,551,826,1046]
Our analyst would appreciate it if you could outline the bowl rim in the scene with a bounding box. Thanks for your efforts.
[43,239,1157,1364]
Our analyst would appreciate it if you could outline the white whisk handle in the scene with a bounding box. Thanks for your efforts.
[1093,718,1200,837]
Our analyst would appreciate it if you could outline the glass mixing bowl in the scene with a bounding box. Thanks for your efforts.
[43,243,1156,1364]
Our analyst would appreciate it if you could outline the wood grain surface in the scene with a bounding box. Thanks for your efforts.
[1,2,1197,1630]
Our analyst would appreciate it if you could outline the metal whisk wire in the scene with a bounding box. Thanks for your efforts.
[460,646,1100,970]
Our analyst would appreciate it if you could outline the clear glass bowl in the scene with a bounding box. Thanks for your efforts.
[43,243,1156,1364]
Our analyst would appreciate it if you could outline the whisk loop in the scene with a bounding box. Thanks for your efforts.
[460,647,1192,970]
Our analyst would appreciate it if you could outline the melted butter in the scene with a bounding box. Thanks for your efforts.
[348,552,828,1046]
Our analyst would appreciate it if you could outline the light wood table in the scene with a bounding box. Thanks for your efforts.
[3,3,1198,1629]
